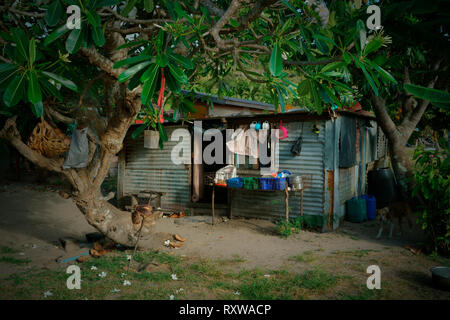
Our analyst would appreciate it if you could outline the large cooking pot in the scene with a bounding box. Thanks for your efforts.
[367,167,398,209]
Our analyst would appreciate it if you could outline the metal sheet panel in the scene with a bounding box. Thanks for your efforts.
[122,126,191,210]
[231,120,325,222]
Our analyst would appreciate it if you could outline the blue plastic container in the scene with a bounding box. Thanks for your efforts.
[272,177,287,190]
[361,195,376,220]
[260,178,273,190]
[226,177,243,188]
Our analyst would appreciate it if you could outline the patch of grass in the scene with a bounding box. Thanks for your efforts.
[339,286,384,300]
[132,271,172,282]
[345,249,377,258]
[0,256,31,265]
[428,252,450,267]
[292,269,339,290]
[289,251,316,263]
[1,246,19,254]
[238,277,294,300]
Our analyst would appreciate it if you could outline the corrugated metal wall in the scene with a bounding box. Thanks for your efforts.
[231,121,325,223]
[121,126,191,210]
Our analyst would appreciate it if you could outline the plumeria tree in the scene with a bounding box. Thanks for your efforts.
[0,0,448,245]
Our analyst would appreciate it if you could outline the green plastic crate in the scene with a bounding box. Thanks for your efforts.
[243,177,259,190]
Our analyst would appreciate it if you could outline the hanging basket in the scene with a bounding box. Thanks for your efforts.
[144,130,159,149]
[27,119,71,158]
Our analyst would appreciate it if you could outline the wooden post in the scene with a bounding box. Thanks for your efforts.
[285,188,289,222]
[212,184,215,225]
[300,189,304,217]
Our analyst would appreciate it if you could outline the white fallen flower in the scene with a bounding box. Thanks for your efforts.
[18,252,25,256]
[169,295,175,300]
[233,291,241,295]
[264,274,271,278]
[98,271,107,278]
[123,280,131,286]
[32,244,37,249]
[164,240,171,247]
[126,255,132,261]
[111,288,120,293]
[43,291,53,298]
[171,274,178,281]
[90,266,97,271]
[176,288,184,293]
[121,273,127,278]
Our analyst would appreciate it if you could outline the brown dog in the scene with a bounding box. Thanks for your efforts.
[376,202,414,239]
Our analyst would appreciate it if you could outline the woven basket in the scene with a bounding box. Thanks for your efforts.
[27,119,71,158]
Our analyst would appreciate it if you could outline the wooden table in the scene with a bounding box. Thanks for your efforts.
[211,185,305,225]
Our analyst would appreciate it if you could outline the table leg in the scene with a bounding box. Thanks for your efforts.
[301,189,304,217]
[227,188,233,219]
[285,188,289,222]
[212,185,215,225]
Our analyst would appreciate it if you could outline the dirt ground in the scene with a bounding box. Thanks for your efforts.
[0,180,449,300]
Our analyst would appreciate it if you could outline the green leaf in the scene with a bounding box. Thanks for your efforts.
[269,42,283,77]
[44,24,70,46]
[3,74,26,107]
[370,62,397,84]
[281,0,302,19]
[29,38,36,64]
[39,78,63,102]
[92,26,105,47]
[132,125,146,140]
[156,54,169,67]
[12,28,29,61]
[121,0,138,16]
[0,66,18,87]
[168,62,188,84]
[113,55,153,69]
[363,38,383,56]
[41,71,78,92]
[31,101,44,118]
[275,85,285,112]
[45,0,63,27]
[229,18,238,27]
[404,84,450,103]
[165,70,181,93]
[0,63,17,76]
[321,61,346,73]
[140,63,159,82]
[156,29,164,54]
[65,28,83,54]
[118,61,152,83]
[141,65,159,105]
[310,81,322,111]
[168,52,194,69]
[94,0,120,8]
[158,122,168,142]
[115,39,148,51]
[87,10,101,27]
[297,79,311,96]
[27,71,42,104]
[144,0,154,13]
[354,57,378,96]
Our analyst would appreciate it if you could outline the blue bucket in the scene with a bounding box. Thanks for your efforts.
[361,195,376,220]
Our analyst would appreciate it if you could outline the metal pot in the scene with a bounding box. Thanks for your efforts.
[430,266,450,291]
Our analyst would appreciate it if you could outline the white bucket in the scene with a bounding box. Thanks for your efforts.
[144,130,159,149]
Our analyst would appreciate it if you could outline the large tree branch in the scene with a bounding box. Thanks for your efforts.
[371,93,402,144]
[0,116,64,173]
[398,59,443,139]
[80,47,122,79]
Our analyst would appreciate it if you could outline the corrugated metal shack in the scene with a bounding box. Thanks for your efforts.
[117,94,387,231]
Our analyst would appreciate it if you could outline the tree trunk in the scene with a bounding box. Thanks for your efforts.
[0,98,153,247]
[372,93,431,201]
